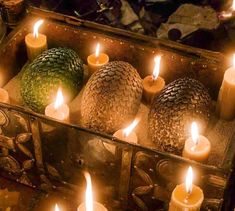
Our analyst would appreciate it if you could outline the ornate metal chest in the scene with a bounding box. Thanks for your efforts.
[0,7,233,211]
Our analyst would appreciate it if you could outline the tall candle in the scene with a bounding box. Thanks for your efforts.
[45,88,70,122]
[25,20,47,61]
[87,43,109,75]
[143,56,165,103]
[183,122,211,162]
[113,119,139,144]
[77,172,108,211]
[169,167,204,211]
[217,54,235,120]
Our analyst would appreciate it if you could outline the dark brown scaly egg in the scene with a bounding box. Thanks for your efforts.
[148,77,211,154]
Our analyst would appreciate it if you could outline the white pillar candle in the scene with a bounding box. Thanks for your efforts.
[25,20,47,61]
[217,54,235,120]
[169,167,204,211]
[77,172,108,211]
[183,122,211,162]
[45,88,70,122]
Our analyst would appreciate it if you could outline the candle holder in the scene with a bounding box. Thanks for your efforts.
[0,7,234,211]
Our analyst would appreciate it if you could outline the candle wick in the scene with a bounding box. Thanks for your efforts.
[152,75,156,84]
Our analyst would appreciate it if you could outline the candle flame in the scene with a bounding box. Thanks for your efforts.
[185,166,193,195]
[95,43,100,58]
[191,122,199,145]
[54,88,64,110]
[153,56,161,80]
[232,0,235,10]
[84,172,93,211]
[123,119,139,137]
[55,204,60,211]
[33,20,44,38]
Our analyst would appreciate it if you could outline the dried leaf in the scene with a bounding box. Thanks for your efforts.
[135,167,153,186]
[18,174,33,187]
[22,160,34,170]
[132,194,148,211]
[16,133,32,144]
[133,186,153,195]
[0,135,14,150]
[17,144,33,158]
[46,163,61,179]
[0,156,21,174]
[40,174,52,186]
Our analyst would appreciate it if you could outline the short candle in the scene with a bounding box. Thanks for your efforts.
[143,56,165,103]
[183,122,211,162]
[25,19,47,61]
[113,119,139,144]
[45,88,70,122]
[77,172,108,211]
[87,43,109,75]
[217,54,235,120]
[169,166,204,211]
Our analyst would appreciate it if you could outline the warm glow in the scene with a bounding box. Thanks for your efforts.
[95,43,100,58]
[33,19,44,38]
[123,119,139,137]
[191,122,199,145]
[232,0,235,10]
[54,88,64,110]
[153,56,161,80]
[84,172,93,211]
[185,166,193,195]
[55,204,60,211]
[233,54,235,68]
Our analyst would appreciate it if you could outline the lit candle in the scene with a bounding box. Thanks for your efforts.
[87,43,109,75]
[143,56,165,103]
[183,122,211,162]
[45,88,70,122]
[219,0,235,21]
[169,167,204,211]
[217,54,235,120]
[0,88,9,103]
[113,119,139,144]
[77,172,108,211]
[55,204,60,211]
[25,19,47,61]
